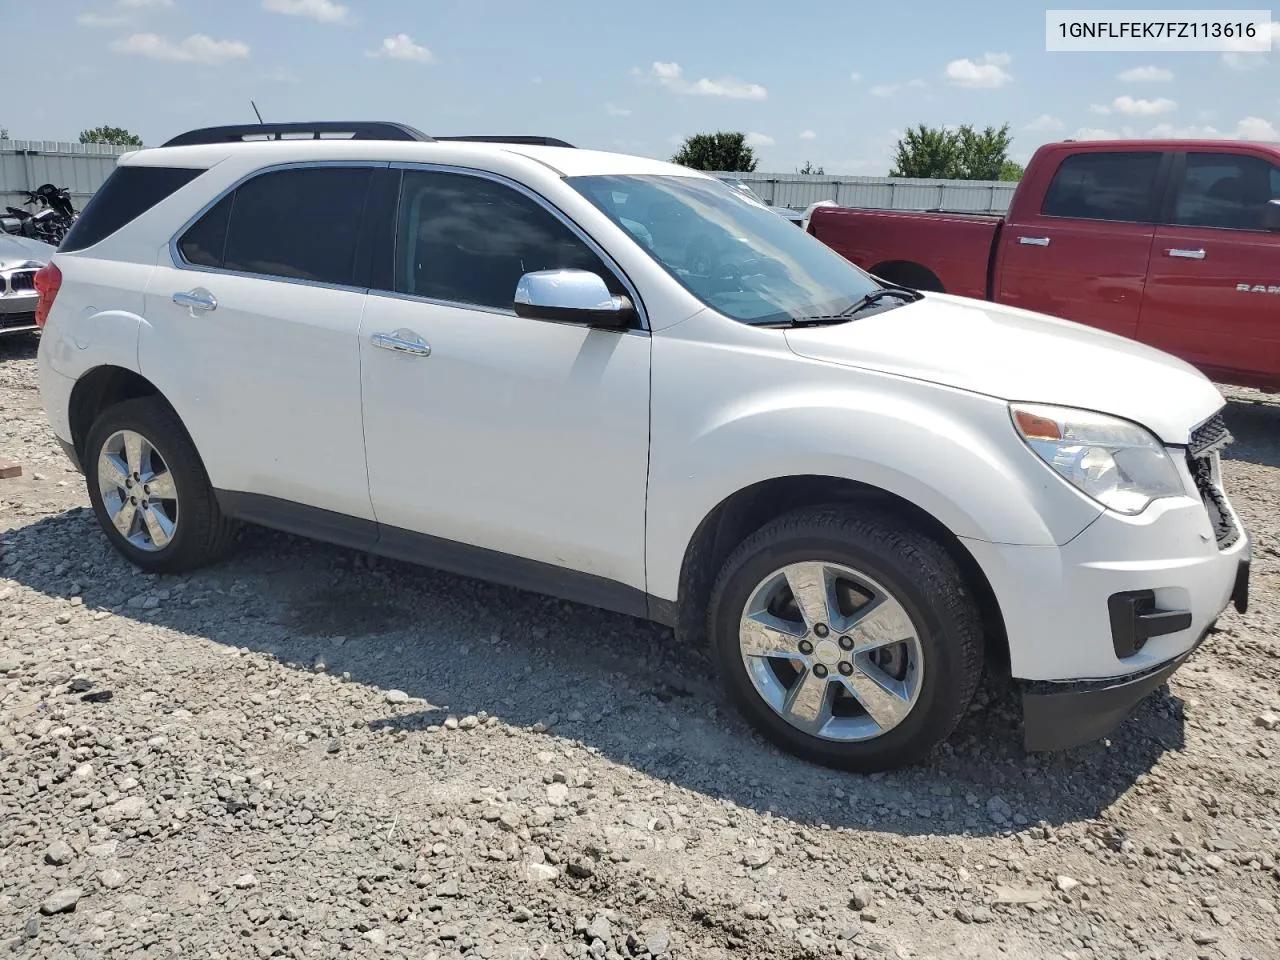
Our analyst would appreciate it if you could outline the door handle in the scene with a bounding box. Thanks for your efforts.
[1018,236,1051,246]
[370,330,431,357]
[172,289,217,313]
[1166,248,1206,260]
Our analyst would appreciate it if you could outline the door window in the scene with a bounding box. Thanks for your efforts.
[176,166,373,286]
[1170,152,1280,230]
[1040,151,1164,223]
[392,169,624,310]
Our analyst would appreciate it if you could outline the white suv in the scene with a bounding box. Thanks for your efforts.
[33,122,1251,772]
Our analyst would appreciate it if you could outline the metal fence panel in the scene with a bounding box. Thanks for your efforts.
[0,139,129,212]
[709,170,1018,213]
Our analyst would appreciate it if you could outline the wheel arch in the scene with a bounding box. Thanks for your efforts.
[670,474,1009,674]
[68,365,165,466]
[868,260,945,293]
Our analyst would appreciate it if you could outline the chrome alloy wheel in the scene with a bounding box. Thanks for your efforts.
[738,561,924,742]
[96,429,179,552]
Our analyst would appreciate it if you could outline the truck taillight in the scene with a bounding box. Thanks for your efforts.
[33,262,61,328]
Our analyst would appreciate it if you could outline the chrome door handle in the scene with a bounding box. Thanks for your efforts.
[370,330,431,357]
[1018,236,1051,246]
[172,289,217,313]
[1166,248,1206,260]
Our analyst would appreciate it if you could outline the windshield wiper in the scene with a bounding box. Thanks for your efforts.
[756,286,925,328]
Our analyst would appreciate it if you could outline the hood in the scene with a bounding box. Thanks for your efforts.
[784,291,1224,444]
[0,233,55,270]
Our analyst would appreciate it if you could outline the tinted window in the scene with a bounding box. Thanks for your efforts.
[1171,152,1280,230]
[1041,152,1164,223]
[569,173,883,325]
[60,166,205,253]
[393,170,622,309]
[178,193,232,268]
[210,166,373,285]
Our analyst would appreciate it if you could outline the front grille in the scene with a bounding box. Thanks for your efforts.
[8,271,36,292]
[1185,410,1239,550]
[0,311,37,331]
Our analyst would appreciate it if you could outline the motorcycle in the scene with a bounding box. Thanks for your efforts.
[1,183,77,246]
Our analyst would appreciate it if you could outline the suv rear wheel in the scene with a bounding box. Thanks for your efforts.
[85,397,237,573]
[707,506,984,772]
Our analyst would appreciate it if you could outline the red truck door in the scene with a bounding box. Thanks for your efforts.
[1139,149,1280,389]
[994,150,1169,339]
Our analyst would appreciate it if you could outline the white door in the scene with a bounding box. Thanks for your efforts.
[138,164,378,522]
[359,167,651,596]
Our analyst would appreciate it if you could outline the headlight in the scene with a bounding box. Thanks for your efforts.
[1010,403,1184,515]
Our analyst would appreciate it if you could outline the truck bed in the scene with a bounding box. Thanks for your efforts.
[807,206,1003,300]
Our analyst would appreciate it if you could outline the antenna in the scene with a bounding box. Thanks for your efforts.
[250,100,264,124]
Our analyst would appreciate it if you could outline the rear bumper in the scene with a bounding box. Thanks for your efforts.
[1022,554,1250,752]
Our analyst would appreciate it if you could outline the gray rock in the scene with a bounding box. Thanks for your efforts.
[45,840,75,865]
[24,918,39,938]
[1056,875,1080,893]
[458,715,480,730]
[362,928,387,947]
[986,796,1013,821]
[108,796,147,820]
[40,888,83,915]
[586,913,612,943]
[849,886,874,910]
[646,931,671,954]
[98,868,126,890]
[1256,712,1279,731]
[385,689,409,704]
[233,873,258,889]
[546,783,569,806]
[437,879,460,897]
[524,863,558,883]
[743,902,771,920]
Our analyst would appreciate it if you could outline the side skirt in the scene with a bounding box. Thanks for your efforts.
[214,490,674,625]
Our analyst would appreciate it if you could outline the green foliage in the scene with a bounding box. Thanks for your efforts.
[797,160,825,175]
[79,125,143,147]
[889,123,1014,181]
[670,132,758,172]
[999,159,1025,181]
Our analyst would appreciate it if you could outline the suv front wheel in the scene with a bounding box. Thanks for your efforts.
[708,506,984,772]
[84,397,237,573]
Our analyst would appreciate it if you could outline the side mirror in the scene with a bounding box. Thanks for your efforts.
[1263,199,1280,231]
[513,269,636,329]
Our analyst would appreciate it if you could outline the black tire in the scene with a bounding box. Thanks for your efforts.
[84,396,238,574]
[707,506,984,772]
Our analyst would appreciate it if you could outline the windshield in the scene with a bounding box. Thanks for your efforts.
[719,177,766,204]
[566,174,884,325]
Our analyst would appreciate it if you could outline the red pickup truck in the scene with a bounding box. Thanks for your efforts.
[806,139,1280,391]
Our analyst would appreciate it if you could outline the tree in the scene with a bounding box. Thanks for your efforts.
[79,125,143,147]
[889,122,1014,181]
[797,160,825,175]
[999,159,1025,181]
[670,132,757,172]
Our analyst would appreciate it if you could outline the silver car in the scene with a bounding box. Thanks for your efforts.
[0,233,54,336]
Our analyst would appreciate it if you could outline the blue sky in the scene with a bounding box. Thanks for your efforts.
[9,0,1279,174]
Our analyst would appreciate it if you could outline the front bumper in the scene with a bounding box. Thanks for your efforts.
[1021,554,1249,751]
[0,289,39,335]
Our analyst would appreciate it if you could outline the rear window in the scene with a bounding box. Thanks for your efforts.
[59,165,206,253]
[1040,151,1164,223]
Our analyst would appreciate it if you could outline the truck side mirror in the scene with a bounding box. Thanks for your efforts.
[1264,199,1280,231]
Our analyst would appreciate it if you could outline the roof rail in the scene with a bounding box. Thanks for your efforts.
[434,135,576,148]
[161,121,434,147]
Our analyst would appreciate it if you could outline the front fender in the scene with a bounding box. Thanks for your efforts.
[645,345,1102,603]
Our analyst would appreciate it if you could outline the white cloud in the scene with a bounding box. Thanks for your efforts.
[799,129,817,140]
[262,0,349,23]
[1222,21,1280,69]
[111,33,250,64]
[1025,114,1064,132]
[76,11,129,26]
[367,34,433,62]
[648,61,767,99]
[1236,116,1280,140]
[1073,127,1123,140]
[1118,65,1173,82]
[745,132,775,148]
[849,71,862,82]
[1089,103,1112,115]
[945,52,1013,89]
[605,103,631,116]
[1112,95,1177,116]
[870,84,898,98]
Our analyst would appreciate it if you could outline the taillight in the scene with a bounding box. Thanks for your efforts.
[33,262,61,328]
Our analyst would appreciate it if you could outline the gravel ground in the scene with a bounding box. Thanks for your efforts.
[2,333,1278,960]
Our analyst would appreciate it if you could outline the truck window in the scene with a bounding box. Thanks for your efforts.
[1040,152,1164,223]
[1170,152,1280,231]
